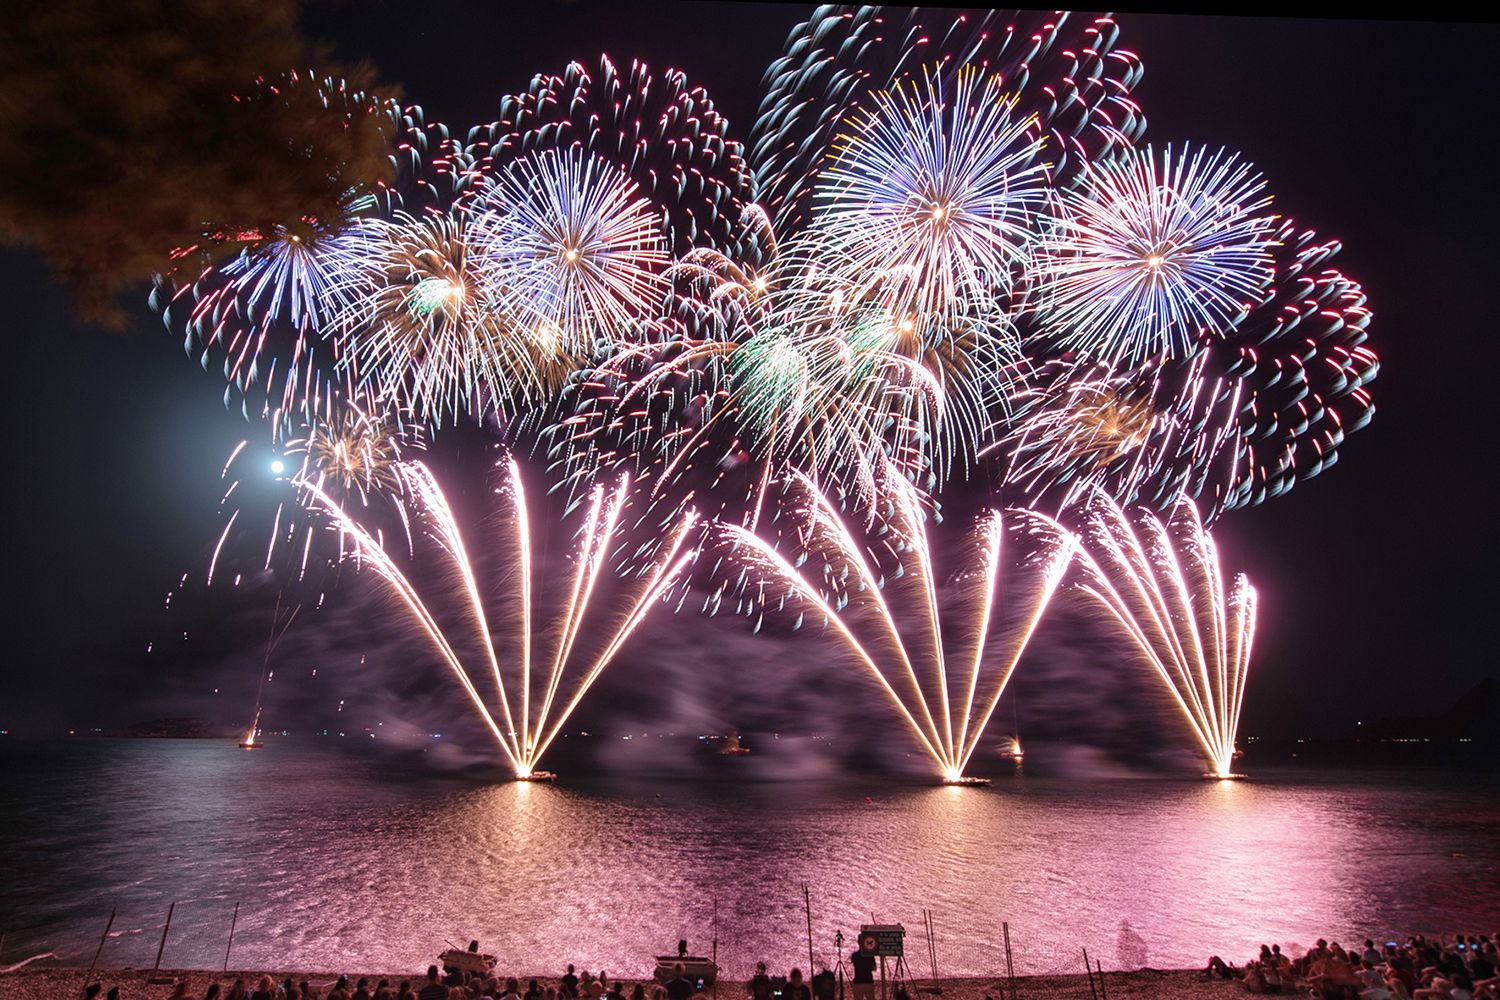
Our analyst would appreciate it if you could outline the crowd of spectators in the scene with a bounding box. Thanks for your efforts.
[1205,933,1498,998]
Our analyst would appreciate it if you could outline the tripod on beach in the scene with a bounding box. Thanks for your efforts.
[832,931,847,1000]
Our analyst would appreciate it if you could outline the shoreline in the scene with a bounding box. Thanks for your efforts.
[0,967,1244,1000]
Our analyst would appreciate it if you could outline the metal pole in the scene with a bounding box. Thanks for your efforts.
[153,902,176,971]
[711,896,718,1000]
[1081,949,1097,1000]
[224,902,240,972]
[803,885,815,974]
[82,908,116,999]
[924,911,938,992]
[1094,958,1107,1000]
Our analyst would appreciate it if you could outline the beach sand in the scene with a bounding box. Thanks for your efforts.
[0,968,1249,1000]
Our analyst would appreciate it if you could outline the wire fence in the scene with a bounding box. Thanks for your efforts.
[1,908,1156,997]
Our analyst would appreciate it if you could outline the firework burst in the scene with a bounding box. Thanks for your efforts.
[813,66,1051,340]
[470,148,671,352]
[752,9,1146,235]
[1054,492,1256,778]
[466,54,756,258]
[1029,144,1278,365]
[329,211,503,423]
[715,459,1076,782]
[301,457,699,779]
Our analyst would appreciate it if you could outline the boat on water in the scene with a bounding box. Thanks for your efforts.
[652,954,717,987]
[941,775,992,787]
[998,735,1024,761]
[718,733,750,756]
[516,770,557,782]
[439,947,497,976]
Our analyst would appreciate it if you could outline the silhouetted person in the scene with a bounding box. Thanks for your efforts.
[561,967,579,1000]
[784,970,811,1000]
[418,967,447,1000]
[666,965,693,1000]
[749,964,773,1000]
[850,944,876,1000]
[810,970,835,1000]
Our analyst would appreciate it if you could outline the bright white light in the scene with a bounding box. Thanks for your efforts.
[270,459,286,475]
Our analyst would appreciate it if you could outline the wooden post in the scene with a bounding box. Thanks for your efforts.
[82,908,116,999]
[879,955,886,1000]
[1000,923,1016,1000]
[153,902,176,971]
[1082,949,1097,1000]
[1094,958,1107,1000]
[924,911,939,993]
[803,885,815,974]
[223,902,240,972]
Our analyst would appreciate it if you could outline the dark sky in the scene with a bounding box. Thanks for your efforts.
[5,6,1497,743]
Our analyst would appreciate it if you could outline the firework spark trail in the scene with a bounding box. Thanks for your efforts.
[717,460,1076,781]
[1050,492,1256,778]
[300,457,697,777]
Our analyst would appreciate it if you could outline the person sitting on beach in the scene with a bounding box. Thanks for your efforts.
[228,979,249,1000]
[1301,941,1333,977]
[603,981,624,1000]
[1471,944,1496,983]
[206,984,222,1000]
[1356,967,1395,1000]
[1241,962,1273,994]
[499,977,521,1000]
[630,985,646,1000]
[523,981,541,1000]
[254,977,278,1000]
[1413,969,1457,1000]
[329,978,351,1000]
[1204,955,1237,980]
[784,969,811,1000]
[354,977,373,1000]
[748,964,773,1000]
[810,970,834,1000]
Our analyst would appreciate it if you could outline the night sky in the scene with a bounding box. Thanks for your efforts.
[5,7,1497,744]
